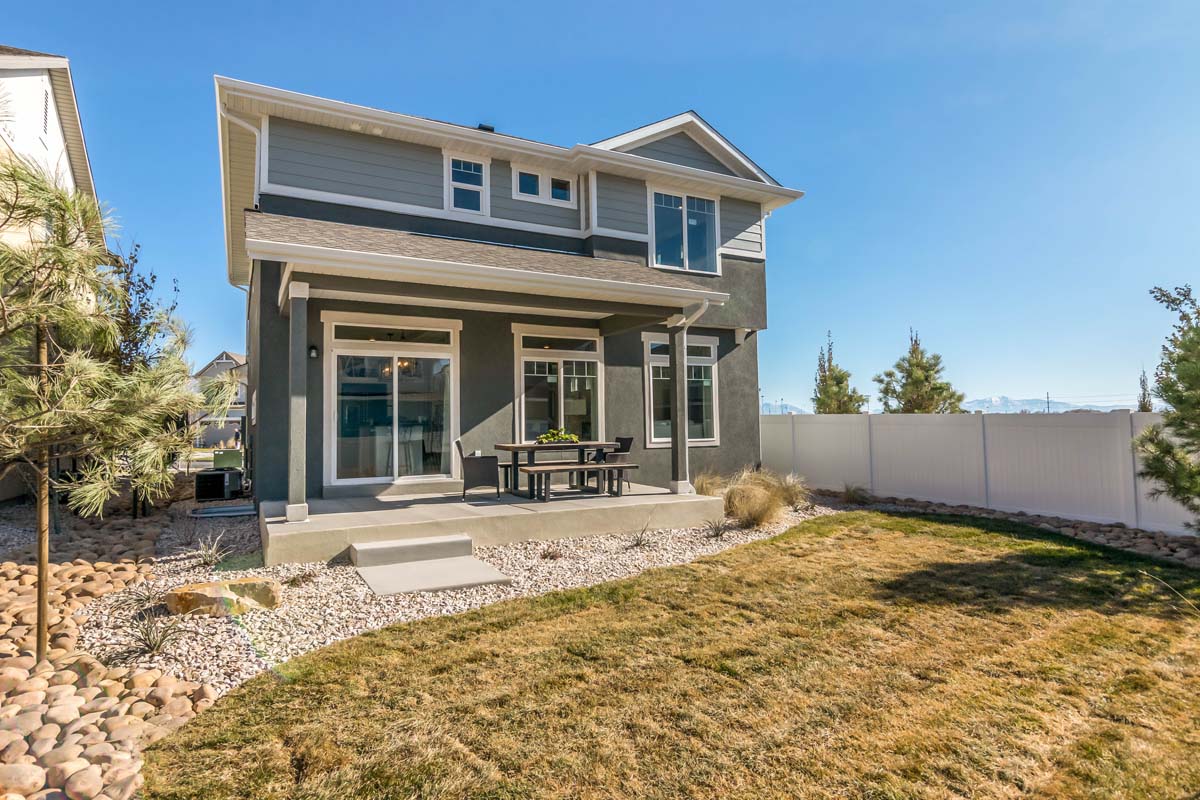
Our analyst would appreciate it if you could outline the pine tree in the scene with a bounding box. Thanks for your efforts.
[0,160,212,660]
[873,330,965,413]
[1137,285,1200,530]
[1137,369,1154,412]
[812,331,866,414]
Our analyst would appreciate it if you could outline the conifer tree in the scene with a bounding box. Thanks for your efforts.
[873,330,964,413]
[812,332,866,414]
[1137,285,1200,529]
[0,160,217,660]
[1137,369,1154,413]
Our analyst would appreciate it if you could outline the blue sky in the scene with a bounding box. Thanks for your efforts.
[7,1,1198,410]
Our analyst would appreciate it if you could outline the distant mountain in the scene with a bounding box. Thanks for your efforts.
[761,402,807,415]
[962,396,1137,413]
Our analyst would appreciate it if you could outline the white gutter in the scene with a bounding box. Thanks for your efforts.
[218,103,261,207]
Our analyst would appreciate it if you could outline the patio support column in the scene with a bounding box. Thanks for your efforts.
[668,325,694,494]
[286,281,309,522]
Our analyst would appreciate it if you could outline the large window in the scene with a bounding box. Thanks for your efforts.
[448,156,487,213]
[644,334,719,446]
[652,191,718,273]
[515,325,603,442]
[325,314,459,485]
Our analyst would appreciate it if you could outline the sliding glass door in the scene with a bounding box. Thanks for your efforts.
[326,317,458,485]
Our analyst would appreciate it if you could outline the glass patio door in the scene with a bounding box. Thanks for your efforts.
[395,357,451,478]
[335,355,394,480]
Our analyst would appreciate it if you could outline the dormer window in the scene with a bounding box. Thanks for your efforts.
[446,155,488,214]
[510,165,576,208]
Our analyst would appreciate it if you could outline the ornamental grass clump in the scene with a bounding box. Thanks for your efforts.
[693,472,725,497]
[723,469,785,528]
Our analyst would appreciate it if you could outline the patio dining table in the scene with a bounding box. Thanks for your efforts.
[494,441,618,499]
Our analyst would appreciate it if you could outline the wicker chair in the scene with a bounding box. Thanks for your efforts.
[455,440,499,500]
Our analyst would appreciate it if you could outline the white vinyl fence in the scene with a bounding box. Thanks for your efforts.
[761,411,1193,535]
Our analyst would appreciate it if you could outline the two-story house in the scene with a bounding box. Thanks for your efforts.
[190,351,247,448]
[214,76,802,535]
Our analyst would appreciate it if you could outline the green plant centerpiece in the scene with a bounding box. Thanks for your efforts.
[535,428,580,445]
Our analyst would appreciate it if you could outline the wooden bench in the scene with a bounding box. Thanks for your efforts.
[518,462,640,501]
[500,459,580,491]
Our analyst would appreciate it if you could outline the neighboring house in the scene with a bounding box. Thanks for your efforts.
[0,45,96,501]
[214,76,803,521]
[190,351,247,448]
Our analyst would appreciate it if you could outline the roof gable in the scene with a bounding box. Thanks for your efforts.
[591,111,778,185]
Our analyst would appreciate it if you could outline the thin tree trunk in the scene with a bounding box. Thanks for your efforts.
[35,319,50,664]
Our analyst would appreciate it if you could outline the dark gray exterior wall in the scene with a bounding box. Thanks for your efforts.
[246,278,761,501]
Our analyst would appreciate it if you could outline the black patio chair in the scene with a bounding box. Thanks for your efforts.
[594,436,635,491]
[455,440,500,501]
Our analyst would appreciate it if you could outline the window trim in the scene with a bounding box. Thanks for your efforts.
[646,185,722,275]
[444,152,490,216]
[321,311,462,486]
[510,164,577,209]
[641,331,720,448]
[512,323,604,443]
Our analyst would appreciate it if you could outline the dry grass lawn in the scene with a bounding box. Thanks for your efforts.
[144,511,1200,799]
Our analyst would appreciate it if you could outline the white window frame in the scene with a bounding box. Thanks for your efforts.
[646,185,722,275]
[510,164,577,209]
[642,331,720,448]
[444,152,490,216]
[512,323,604,443]
[322,311,462,486]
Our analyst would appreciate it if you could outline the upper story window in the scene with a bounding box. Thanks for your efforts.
[447,155,488,214]
[652,190,718,274]
[511,165,576,208]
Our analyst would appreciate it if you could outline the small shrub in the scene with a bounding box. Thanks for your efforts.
[725,483,783,528]
[779,474,812,512]
[704,517,730,539]
[626,521,653,549]
[540,545,564,560]
[125,613,193,657]
[193,532,232,568]
[842,484,872,505]
[108,583,165,616]
[693,472,725,497]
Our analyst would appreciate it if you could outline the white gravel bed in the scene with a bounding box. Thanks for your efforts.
[77,500,844,695]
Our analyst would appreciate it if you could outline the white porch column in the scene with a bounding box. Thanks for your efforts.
[668,325,693,494]
[286,281,309,522]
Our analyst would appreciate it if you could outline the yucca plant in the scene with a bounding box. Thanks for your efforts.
[704,517,730,539]
[124,612,193,657]
[108,582,165,616]
[193,532,232,568]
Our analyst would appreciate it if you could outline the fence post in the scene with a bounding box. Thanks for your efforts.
[980,414,991,509]
[1116,411,1139,528]
[1129,412,1142,530]
[866,413,876,495]
[789,413,798,476]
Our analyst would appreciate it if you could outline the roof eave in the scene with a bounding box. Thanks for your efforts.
[243,237,728,309]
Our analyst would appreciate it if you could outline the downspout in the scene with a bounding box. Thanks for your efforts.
[218,104,261,208]
[670,299,709,493]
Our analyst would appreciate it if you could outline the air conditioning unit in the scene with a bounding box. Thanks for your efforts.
[195,468,244,502]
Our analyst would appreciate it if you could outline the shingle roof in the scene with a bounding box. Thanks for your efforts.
[0,45,62,58]
[244,212,722,297]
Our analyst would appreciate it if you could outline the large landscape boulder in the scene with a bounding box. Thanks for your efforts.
[164,578,281,617]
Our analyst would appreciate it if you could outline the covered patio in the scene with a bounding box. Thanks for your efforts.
[259,482,723,565]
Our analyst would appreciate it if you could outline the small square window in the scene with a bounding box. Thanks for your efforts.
[517,172,540,196]
[550,178,571,202]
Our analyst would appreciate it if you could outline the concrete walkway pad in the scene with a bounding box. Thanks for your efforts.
[356,556,511,595]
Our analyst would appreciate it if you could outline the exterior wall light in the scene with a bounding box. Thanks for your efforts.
[308,345,319,359]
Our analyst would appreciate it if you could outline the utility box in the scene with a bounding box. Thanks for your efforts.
[212,449,243,469]
[195,468,244,501]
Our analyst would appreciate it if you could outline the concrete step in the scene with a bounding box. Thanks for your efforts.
[356,556,511,595]
[350,533,472,568]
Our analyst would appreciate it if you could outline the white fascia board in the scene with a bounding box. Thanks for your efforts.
[0,55,69,70]
[590,111,777,186]
[244,237,728,308]
[569,146,804,211]
[214,75,571,165]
